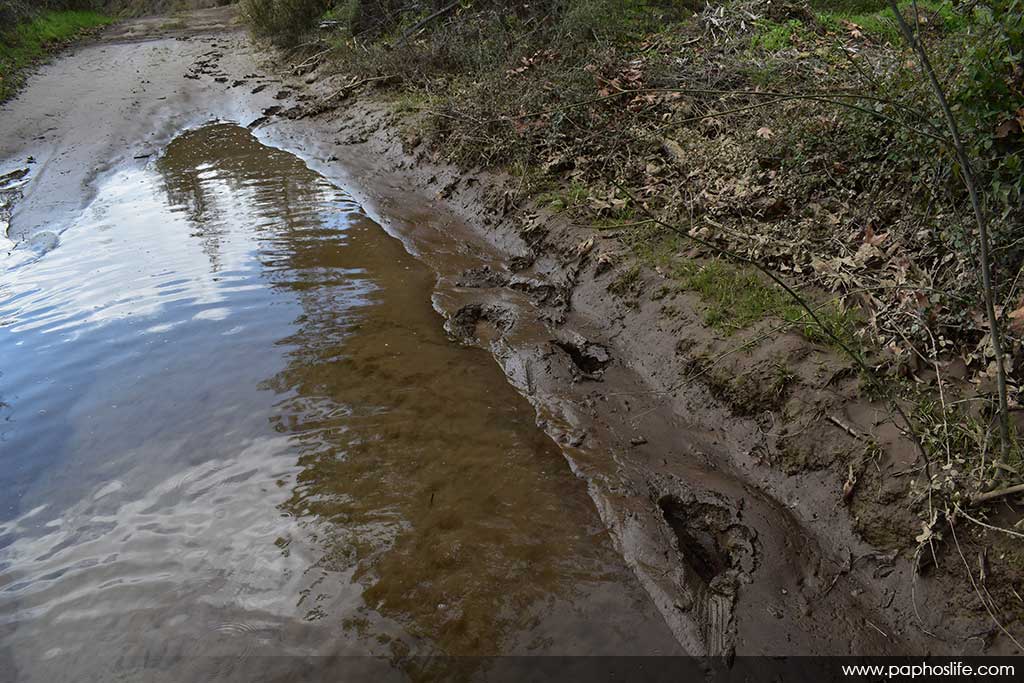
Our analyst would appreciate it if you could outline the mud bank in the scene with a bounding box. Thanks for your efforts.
[0,6,1012,659]
[279,105,1015,657]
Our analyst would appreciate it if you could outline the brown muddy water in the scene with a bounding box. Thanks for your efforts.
[0,123,683,681]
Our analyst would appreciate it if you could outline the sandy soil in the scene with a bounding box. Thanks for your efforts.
[0,4,1014,658]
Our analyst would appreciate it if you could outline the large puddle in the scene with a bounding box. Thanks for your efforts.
[0,123,681,680]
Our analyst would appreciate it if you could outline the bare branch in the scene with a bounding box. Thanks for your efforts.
[887,0,1011,458]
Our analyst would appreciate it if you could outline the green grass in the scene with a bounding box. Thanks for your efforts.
[391,91,433,114]
[536,182,590,213]
[813,0,966,44]
[622,226,860,348]
[752,18,808,52]
[559,0,695,44]
[0,10,113,100]
[677,258,860,348]
[751,1,965,48]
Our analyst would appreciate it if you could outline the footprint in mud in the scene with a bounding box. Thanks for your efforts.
[658,493,758,595]
[456,265,511,289]
[0,168,30,188]
[455,265,564,309]
[553,334,612,377]
[447,303,516,343]
[15,231,60,257]
[0,168,29,238]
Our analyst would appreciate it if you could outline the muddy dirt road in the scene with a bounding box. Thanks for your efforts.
[0,10,689,681]
[0,5,999,681]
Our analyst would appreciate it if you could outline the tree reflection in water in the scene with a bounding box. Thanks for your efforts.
[155,124,622,674]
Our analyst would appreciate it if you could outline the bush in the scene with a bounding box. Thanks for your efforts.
[952,0,1024,220]
[0,1,33,28]
[241,0,331,44]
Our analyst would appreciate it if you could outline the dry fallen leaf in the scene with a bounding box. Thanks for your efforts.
[755,126,774,140]
[1008,302,1024,333]
[842,20,863,39]
[994,117,1022,139]
[842,464,857,504]
[863,224,889,246]
[576,237,595,257]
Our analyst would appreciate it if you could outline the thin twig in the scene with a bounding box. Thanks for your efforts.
[955,502,1024,540]
[949,516,1024,649]
[828,415,863,440]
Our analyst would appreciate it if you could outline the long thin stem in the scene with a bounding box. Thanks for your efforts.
[887,1,1011,458]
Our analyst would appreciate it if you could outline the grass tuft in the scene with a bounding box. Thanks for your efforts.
[751,18,808,52]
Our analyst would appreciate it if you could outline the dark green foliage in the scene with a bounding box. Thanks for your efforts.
[241,0,334,44]
[952,1,1024,220]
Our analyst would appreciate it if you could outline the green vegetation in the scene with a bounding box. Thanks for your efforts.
[813,0,968,44]
[751,18,807,52]
[242,0,330,44]
[619,223,859,347]
[608,263,641,296]
[0,9,112,100]
[537,182,589,213]
[648,254,857,348]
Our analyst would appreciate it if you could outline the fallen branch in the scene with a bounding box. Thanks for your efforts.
[972,482,1024,506]
[396,1,459,46]
[325,74,396,101]
[292,47,332,73]
[828,415,863,441]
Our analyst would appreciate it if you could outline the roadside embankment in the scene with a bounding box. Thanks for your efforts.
[238,0,1024,654]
